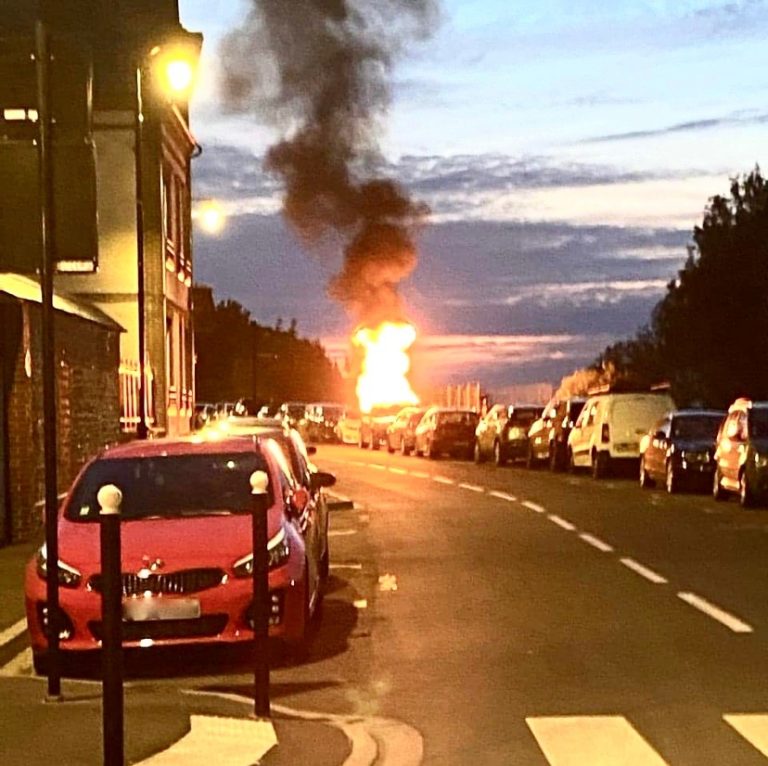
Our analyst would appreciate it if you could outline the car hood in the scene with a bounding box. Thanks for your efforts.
[56,506,284,574]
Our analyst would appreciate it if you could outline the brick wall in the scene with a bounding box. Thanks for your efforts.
[2,300,120,543]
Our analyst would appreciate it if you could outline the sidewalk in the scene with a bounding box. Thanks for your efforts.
[0,542,353,766]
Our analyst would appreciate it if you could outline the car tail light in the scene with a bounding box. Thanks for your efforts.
[601,424,610,443]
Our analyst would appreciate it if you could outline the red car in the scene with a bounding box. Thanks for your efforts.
[25,436,331,673]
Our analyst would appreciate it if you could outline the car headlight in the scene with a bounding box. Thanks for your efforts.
[755,454,768,469]
[233,528,291,577]
[36,544,82,588]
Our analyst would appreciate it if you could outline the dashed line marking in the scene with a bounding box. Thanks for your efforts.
[388,467,408,475]
[522,501,546,513]
[0,618,26,649]
[432,476,454,485]
[328,529,357,538]
[579,533,614,553]
[489,490,517,502]
[353,599,368,610]
[677,591,753,633]
[368,464,387,471]
[411,471,430,479]
[548,514,576,531]
[458,483,484,493]
[620,558,668,584]
[329,563,363,571]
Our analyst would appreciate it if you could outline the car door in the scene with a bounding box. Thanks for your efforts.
[571,400,596,463]
[646,417,669,481]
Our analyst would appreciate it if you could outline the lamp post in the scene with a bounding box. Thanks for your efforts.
[135,44,197,440]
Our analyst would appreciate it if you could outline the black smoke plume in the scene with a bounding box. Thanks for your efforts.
[221,0,437,325]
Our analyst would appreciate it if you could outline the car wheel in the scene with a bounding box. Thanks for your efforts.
[358,432,366,449]
[567,449,577,473]
[525,445,536,470]
[369,435,378,450]
[548,443,560,472]
[474,441,485,464]
[425,439,437,459]
[665,461,680,494]
[592,450,610,480]
[713,467,727,501]
[400,437,409,456]
[740,471,757,509]
[493,441,506,467]
[387,440,395,454]
[639,458,652,489]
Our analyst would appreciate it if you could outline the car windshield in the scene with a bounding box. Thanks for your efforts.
[438,411,477,426]
[65,452,270,522]
[508,410,540,427]
[672,415,723,440]
[749,409,768,439]
[569,401,586,419]
[285,405,306,419]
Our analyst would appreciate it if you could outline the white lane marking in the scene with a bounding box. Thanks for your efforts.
[489,490,517,502]
[353,599,368,609]
[329,563,363,571]
[347,460,368,467]
[0,647,32,677]
[388,467,408,475]
[432,476,454,485]
[411,471,430,479]
[620,558,668,585]
[458,482,484,493]
[329,529,358,538]
[134,714,277,766]
[527,716,669,766]
[677,592,753,633]
[579,533,614,553]
[368,464,387,471]
[724,714,768,757]
[378,574,398,592]
[548,514,576,531]
[0,618,26,649]
[522,500,546,513]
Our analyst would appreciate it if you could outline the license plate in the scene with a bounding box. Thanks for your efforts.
[123,597,201,622]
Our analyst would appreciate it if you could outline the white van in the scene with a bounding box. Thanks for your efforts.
[567,392,675,478]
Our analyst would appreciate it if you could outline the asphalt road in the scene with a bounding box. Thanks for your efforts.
[6,443,768,764]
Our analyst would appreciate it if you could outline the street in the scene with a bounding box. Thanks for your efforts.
[6,445,768,763]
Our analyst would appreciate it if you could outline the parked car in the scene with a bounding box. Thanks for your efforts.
[567,391,675,478]
[713,398,768,507]
[386,407,426,455]
[279,401,310,441]
[25,435,334,673]
[335,407,362,445]
[359,405,403,450]
[474,404,542,466]
[414,408,479,459]
[527,397,587,470]
[304,402,345,443]
[639,409,725,493]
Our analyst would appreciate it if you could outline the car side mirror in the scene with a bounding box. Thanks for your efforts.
[310,471,336,491]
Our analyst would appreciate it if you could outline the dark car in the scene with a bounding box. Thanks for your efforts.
[305,403,345,443]
[527,397,587,471]
[639,409,725,493]
[414,407,479,459]
[475,404,542,466]
[713,399,768,507]
[359,405,404,450]
[386,407,426,455]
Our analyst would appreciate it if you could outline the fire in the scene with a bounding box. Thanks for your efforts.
[353,322,420,414]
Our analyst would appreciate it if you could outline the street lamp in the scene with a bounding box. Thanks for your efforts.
[193,199,227,235]
[135,39,200,439]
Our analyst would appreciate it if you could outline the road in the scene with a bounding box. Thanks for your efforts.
[5,443,768,764]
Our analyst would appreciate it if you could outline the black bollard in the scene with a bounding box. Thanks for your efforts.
[250,470,271,718]
[98,484,124,766]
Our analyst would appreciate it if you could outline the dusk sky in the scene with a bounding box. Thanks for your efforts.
[180,0,767,396]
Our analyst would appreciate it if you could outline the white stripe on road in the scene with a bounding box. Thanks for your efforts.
[527,716,669,766]
[388,467,408,475]
[432,476,454,485]
[724,715,768,758]
[522,501,546,513]
[548,515,576,531]
[677,592,753,633]
[620,558,668,585]
[329,563,363,571]
[368,464,387,471]
[411,471,430,479]
[0,618,26,649]
[489,490,517,502]
[458,483,484,493]
[328,529,358,538]
[579,533,614,553]
[0,647,32,677]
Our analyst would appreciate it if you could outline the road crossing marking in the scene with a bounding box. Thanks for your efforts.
[724,714,768,757]
[527,715,669,766]
[522,500,546,513]
[579,533,614,553]
[489,490,517,502]
[432,476,454,485]
[548,514,576,531]
[677,591,753,633]
[0,618,26,649]
[458,482,484,493]
[620,558,668,584]
[388,467,408,475]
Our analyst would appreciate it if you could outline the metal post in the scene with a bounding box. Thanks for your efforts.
[250,470,270,718]
[134,65,148,440]
[35,20,62,700]
[98,484,124,766]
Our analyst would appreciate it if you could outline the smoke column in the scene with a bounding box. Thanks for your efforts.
[221,0,437,325]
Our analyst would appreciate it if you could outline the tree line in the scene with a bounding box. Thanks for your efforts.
[558,168,768,408]
[192,285,345,409]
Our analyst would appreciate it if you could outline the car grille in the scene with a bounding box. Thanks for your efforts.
[88,614,228,642]
[88,568,226,597]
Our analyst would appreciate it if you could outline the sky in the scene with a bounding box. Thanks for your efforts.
[179,0,768,398]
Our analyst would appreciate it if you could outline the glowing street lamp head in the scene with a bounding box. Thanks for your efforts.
[151,45,198,100]
[193,200,226,235]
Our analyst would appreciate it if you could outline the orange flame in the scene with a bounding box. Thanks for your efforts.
[353,321,420,414]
